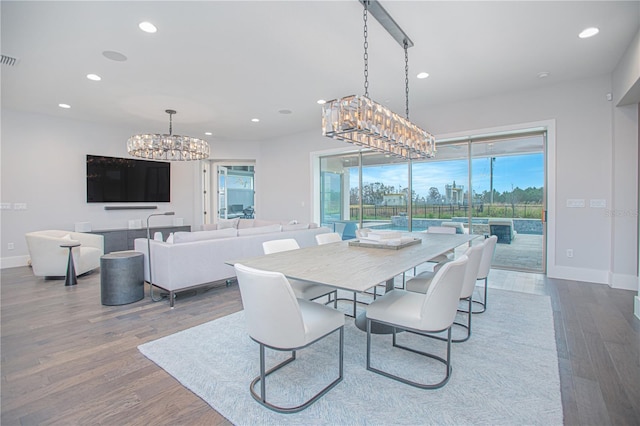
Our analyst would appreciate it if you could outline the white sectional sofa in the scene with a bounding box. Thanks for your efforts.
[134,218,331,306]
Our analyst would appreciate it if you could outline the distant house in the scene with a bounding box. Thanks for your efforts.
[382,193,406,206]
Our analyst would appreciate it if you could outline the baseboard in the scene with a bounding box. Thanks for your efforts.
[547,265,609,285]
[0,255,30,269]
[635,296,640,321]
[609,273,640,291]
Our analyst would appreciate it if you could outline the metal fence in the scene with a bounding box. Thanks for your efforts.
[350,203,543,220]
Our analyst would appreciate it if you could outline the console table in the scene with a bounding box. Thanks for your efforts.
[89,226,191,253]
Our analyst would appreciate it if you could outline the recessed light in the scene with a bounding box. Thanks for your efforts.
[537,71,550,79]
[578,27,599,39]
[86,73,101,81]
[417,72,429,79]
[102,50,127,62]
[317,99,327,105]
[139,21,157,33]
[251,118,260,123]
[58,103,71,109]
[205,132,212,136]
[278,109,293,115]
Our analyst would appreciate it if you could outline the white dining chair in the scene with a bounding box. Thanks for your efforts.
[315,232,342,245]
[365,254,468,389]
[262,239,337,306]
[406,243,484,342]
[234,263,345,413]
[315,232,372,317]
[470,235,498,314]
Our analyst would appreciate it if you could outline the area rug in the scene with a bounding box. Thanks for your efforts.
[138,289,563,425]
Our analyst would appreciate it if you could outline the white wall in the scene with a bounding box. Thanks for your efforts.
[256,74,638,289]
[0,110,201,267]
[3,75,639,291]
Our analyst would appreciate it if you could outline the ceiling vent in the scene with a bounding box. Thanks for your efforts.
[1,55,19,66]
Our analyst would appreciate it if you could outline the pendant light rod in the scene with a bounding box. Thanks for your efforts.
[358,0,414,49]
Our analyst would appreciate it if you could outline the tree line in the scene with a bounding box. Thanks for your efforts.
[350,182,543,205]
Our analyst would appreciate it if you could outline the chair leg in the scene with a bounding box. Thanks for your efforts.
[471,277,487,314]
[367,318,452,389]
[250,328,344,413]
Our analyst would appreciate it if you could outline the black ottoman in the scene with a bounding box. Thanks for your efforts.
[100,251,144,305]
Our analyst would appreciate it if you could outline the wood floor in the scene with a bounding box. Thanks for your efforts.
[1,266,639,425]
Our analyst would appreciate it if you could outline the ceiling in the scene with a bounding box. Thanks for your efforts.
[2,1,639,144]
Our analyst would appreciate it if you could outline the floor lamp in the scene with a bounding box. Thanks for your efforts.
[147,211,175,304]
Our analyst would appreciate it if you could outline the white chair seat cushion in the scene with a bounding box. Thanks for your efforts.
[298,299,345,345]
[405,271,435,294]
[290,279,335,301]
[366,290,424,330]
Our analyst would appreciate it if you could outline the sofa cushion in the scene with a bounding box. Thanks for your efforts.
[173,227,237,244]
[237,219,255,229]
[201,223,217,231]
[217,218,239,229]
[282,222,310,231]
[237,224,282,236]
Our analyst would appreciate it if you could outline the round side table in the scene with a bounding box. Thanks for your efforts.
[60,242,81,286]
[100,251,144,305]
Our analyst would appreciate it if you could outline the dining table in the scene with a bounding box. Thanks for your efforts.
[227,231,478,332]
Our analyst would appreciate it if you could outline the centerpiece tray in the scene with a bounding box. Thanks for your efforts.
[348,237,422,250]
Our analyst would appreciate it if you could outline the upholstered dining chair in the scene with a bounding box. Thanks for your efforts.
[315,232,372,317]
[470,235,498,314]
[365,255,468,389]
[234,263,345,413]
[425,225,457,263]
[315,232,342,245]
[404,225,457,281]
[262,239,337,306]
[405,243,484,342]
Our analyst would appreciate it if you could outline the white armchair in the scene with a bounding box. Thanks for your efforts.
[25,230,104,278]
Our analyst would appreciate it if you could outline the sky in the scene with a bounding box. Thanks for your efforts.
[352,153,544,197]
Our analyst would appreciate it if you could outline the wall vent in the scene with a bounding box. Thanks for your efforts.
[1,55,19,66]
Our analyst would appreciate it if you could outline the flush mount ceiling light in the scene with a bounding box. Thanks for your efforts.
[321,0,435,159]
[86,73,101,81]
[578,27,599,38]
[138,21,157,33]
[127,109,210,161]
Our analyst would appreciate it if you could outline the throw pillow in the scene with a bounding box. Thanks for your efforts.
[166,233,174,243]
[253,219,279,227]
[282,223,309,231]
[237,224,282,236]
[217,217,239,229]
[237,219,255,229]
[173,227,237,244]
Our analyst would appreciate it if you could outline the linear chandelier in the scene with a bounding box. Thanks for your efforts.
[321,0,436,159]
[127,109,210,161]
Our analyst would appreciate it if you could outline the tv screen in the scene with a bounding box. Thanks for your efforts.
[86,155,170,203]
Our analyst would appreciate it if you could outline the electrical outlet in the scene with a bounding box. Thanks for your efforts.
[7,243,14,250]
[566,249,573,258]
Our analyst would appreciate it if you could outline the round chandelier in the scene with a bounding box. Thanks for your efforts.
[127,109,210,161]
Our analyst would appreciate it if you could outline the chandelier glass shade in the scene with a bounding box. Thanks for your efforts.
[322,0,436,160]
[127,110,210,161]
[322,95,436,159]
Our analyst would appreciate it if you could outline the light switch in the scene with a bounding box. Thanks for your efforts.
[590,199,606,208]
[566,199,585,208]
[0,203,11,210]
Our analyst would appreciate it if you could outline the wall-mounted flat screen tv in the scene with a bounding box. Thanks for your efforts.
[86,155,170,203]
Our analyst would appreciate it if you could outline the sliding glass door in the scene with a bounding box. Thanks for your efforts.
[470,135,545,272]
[317,129,546,272]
